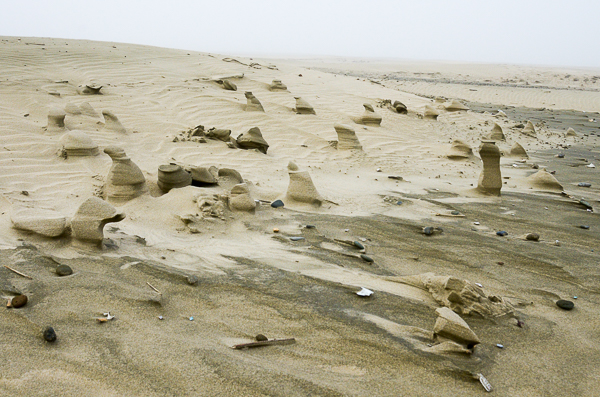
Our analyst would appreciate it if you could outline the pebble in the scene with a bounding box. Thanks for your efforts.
[290,237,305,241]
[526,233,540,241]
[396,201,402,205]
[556,300,574,310]
[497,261,504,265]
[353,241,365,250]
[496,231,508,236]
[273,228,280,233]
[186,275,199,285]
[189,316,194,321]
[305,225,316,229]
[555,240,561,246]
[578,182,592,187]
[11,294,28,308]
[474,222,480,225]
[56,264,73,276]
[557,154,565,158]
[42,326,56,342]
[423,226,434,236]
[580,225,590,229]
[271,199,284,208]
[360,254,374,263]
[158,316,164,320]
[388,175,403,180]
[579,199,593,209]
[496,344,504,349]
[255,334,268,341]
[451,211,460,215]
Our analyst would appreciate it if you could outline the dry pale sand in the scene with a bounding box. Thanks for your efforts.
[1,37,600,396]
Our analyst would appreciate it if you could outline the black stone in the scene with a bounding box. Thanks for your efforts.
[556,300,574,310]
[271,200,284,208]
[305,225,316,229]
[557,154,565,158]
[360,254,374,263]
[11,294,27,308]
[43,327,56,342]
[56,264,73,276]
[580,225,590,230]
[451,211,460,215]
[496,231,508,236]
[255,334,268,341]
[353,241,365,250]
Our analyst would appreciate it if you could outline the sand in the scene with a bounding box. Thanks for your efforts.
[1,37,599,396]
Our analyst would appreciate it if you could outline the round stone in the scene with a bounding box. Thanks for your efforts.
[353,241,365,250]
[423,227,434,235]
[43,326,57,342]
[255,334,268,341]
[186,275,199,285]
[305,225,316,229]
[271,200,284,208]
[526,233,540,241]
[496,231,508,236]
[360,254,374,263]
[56,264,73,276]
[556,300,574,310]
[451,211,460,215]
[11,294,28,308]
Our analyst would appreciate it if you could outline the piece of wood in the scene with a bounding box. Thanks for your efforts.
[146,282,162,295]
[435,213,466,218]
[232,338,296,350]
[4,265,33,279]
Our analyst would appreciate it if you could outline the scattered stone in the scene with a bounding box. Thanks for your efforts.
[294,97,316,114]
[286,161,323,206]
[206,128,232,142]
[579,199,593,210]
[269,79,287,91]
[447,139,473,160]
[353,241,365,250]
[423,226,434,235]
[236,127,269,154]
[290,237,305,241]
[42,326,57,342]
[526,233,539,241]
[244,91,264,112]
[221,79,237,91]
[271,199,284,208]
[11,294,28,308]
[229,183,256,212]
[578,182,592,187]
[255,334,268,341]
[557,153,565,158]
[496,344,504,349]
[59,131,99,156]
[433,307,480,347]
[305,225,316,229]
[186,275,199,285]
[56,264,73,276]
[157,164,192,193]
[556,300,574,310]
[478,141,502,196]
[496,231,508,236]
[360,254,374,263]
[273,228,279,233]
[11,207,68,237]
[334,124,362,150]
[580,225,590,229]
[355,103,382,126]
[46,108,66,133]
[102,110,126,133]
[71,197,125,243]
[451,211,460,215]
[104,146,147,201]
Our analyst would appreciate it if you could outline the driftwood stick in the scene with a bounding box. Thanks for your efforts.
[435,213,466,218]
[4,265,33,279]
[232,338,296,350]
[146,282,162,295]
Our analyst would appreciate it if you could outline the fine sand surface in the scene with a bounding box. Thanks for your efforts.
[1,37,600,396]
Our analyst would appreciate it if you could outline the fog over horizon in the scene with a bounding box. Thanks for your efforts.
[2,0,599,68]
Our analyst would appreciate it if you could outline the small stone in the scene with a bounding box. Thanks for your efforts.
[423,226,434,235]
[396,201,402,205]
[56,264,73,276]
[557,154,565,158]
[526,233,539,241]
[273,228,280,233]
[360,254,374,263]
[388,175,403,180]
[496,231,508,236]
[555,240,561,246]
[11,295,28,308]
[186,275,199,285]
[580,225,590,229]
[474,222,480,225]
[556,300,574,310]
[305,225,316,229]
[255,334,268,341]
[353,241,365,250]
[271,200,284,208]
[43,327,57,342]
[451,211,460,215]
[578,182,592,187]
[579,200,593,210]
[290,237,305,241]
[158,316,164,320]
[497,261,504,265]
[189,317,194,321]
[496,344,504,349]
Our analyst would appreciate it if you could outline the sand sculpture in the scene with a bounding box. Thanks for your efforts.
[523,120,536,135]
[157,164,192,192]
[433,307,480,348]
[104,146,147,202]
[487,123,505,141]
[527,169,563,191]
[102,110,126,133]
[47,108,66,132]
[11,207,68,237]
[334,124,362,150]
[393,100,408,114]
[59,131,99,157]
[286,161,323,206]
[190,166,217,185]
[195,194,227,219]
[236,127,269,154]
[294,97,316,114]
[494,110,508,118]
[80,102,99,118]
[65,103,82,115]
[71,197,125,243]
[444,100,469,111]
[218,168,244,184]
[269,79,287,91]
[77,84,102,95]
[446,139,473,160]
[229,183,256,212]
[423,104,440,120]
[244,91,264,112]
[221,79,237,91]
[509,142,528,158]
[477,141,502,196]
[566,127,578,137]
[355,103,382,126]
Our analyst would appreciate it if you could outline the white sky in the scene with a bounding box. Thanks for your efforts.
[2,0,599,67]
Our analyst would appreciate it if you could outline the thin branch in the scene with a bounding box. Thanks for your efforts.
[146,282,162,295]
[4,265,33,279]
[232,338,296,350]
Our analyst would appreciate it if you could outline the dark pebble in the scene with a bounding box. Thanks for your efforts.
[578,182,592,187]
[186,275,199,285]
[579,199,593,209]
[497,261,504,265]
[496,231,508,236]
[451,211,460,215]
[556,300,574,310]
[360,254,374,263]
[11,294,28,308]
[353,241,365,250]
[43,327,56,342]
[271,200,284,208]
[526,233,540,241]
[255,334,268,341]
[56,264,73,276]
[557,154,565,158]
[290,237,305,241]
[396,201,402,205]
[423,226,434,235]
[305,225,316,229]
[580,225,590,229]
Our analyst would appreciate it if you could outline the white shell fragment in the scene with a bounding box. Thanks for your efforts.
[103,312,115,320]
[478,373,493,392]
[357,287,374,297]
[587,163,595,168]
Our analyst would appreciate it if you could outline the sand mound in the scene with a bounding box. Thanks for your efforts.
[487,123,505,141]
[334,124,362,150]
[423,104,440,120]
[444,99,469,111]
[104,146,147,202]
[446,139,473,160]
[286,161,323,206]
[354,103,382,126]
[527,169,563,191]
[522,120,536,135]
[59,131,99,157]
[293,97,316,114]
[509,142,528,158]
[566,127,578,137]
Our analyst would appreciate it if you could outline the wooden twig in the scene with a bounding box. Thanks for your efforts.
[4,265,33,279]
[435,213,466,218]
[232,338,296,350]
[146,282,162,295]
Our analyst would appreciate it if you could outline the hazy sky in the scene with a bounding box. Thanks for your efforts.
[2,0,599,67]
